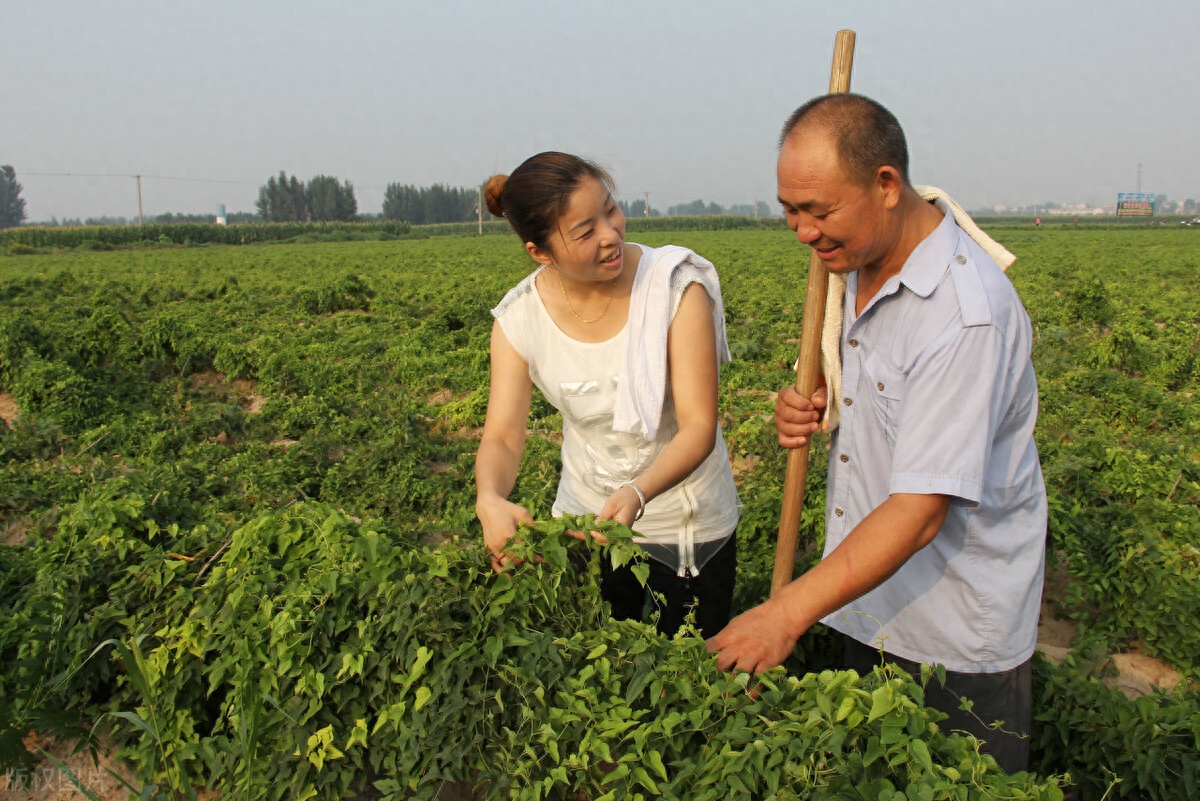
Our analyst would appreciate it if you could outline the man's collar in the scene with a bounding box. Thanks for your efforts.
[896,209,958,298]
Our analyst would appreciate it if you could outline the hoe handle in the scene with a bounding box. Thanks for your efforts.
[771,29,856,597]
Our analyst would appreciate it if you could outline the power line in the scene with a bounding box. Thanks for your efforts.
[24,171,259,187]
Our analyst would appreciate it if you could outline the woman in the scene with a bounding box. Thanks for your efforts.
[474,151,740,638]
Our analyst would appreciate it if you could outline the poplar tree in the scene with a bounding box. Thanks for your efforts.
[0,165,27,230]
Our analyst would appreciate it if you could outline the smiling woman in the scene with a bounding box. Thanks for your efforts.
[475,151,741,638]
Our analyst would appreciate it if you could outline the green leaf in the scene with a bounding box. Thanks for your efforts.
[867,685,894,722]
[647,749,668,782]
[835,695,856,722]
[909,738,934,774]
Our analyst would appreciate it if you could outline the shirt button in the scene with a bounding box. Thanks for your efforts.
[843,397,853,406]
[955,254,967,265]
[877,381,885,391]
[834,507,844,516]
[839,454,849,462]
[849,339,859,347]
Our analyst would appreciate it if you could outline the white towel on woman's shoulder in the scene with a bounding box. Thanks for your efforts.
[613,244,731,440]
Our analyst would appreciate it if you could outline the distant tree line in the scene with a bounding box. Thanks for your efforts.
[1153,196,1197,215]
[256,172,358,222]
[382,183,495,225]
[616,198,773,219]
[253,175,498,226]
[663,199,774,218]
[618,199,659,218]
[3,160,781,230]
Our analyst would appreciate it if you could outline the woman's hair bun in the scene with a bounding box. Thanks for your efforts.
[483,174,508,218]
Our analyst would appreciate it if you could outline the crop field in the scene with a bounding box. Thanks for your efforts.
[0,226,1197,799]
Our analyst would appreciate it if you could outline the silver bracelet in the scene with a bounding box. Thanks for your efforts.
[620,482,646,521]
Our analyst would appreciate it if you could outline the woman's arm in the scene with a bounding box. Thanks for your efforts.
[475,321,535,569]
[600,282,721,525]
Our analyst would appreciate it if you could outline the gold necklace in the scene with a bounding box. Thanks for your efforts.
[554,268,616,324]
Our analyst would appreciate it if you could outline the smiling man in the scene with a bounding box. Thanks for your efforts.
[706,94,1048,774]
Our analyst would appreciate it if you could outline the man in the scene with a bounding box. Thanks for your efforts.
[706,94,1047,774]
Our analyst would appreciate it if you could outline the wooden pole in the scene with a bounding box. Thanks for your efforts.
[770,29,856,597]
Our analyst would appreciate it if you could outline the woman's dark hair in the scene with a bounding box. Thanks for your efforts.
[484,152,614,251]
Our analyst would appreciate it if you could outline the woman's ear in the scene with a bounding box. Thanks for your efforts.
[525,240,553,267]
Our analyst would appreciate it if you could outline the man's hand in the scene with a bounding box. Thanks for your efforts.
[705,598,805,674]
[775,385,827,448]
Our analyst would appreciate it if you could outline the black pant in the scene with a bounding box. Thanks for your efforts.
[600,534,736,639]
[843,635,1032,775]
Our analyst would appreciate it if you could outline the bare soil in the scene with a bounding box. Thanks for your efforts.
[1034,558,1184,697]
[0,394,17,428]
[0,734,138,801]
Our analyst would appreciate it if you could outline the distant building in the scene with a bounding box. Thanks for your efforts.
[1048,204,1112,216]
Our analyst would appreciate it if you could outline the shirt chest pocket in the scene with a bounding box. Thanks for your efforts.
[861,352,905,447]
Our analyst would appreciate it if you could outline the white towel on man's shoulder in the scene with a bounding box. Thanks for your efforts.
[819,187,1016,432]
[613,244,731,440]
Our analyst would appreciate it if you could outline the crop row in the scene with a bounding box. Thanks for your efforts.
[1,220,416,250]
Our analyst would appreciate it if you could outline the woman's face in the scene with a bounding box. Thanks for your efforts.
[527,176,626,283]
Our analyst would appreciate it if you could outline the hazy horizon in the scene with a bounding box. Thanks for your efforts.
[5,1,1199,222]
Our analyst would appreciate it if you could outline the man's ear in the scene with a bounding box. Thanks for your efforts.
[875,166,903,210]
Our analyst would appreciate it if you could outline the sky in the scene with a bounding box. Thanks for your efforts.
[4,0,1199,221]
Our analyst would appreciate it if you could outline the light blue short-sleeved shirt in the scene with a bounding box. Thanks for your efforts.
[822,210,1047,673]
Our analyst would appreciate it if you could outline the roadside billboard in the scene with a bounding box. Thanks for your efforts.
[1116,192,1156,216]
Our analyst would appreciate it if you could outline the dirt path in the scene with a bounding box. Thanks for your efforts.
[0,735,139,801]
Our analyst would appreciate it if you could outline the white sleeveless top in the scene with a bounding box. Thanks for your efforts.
[491,251,740,576]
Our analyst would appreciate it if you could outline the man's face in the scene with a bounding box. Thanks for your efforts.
[776,129,888,275]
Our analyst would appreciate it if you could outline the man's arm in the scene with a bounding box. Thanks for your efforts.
[706,492,950,674]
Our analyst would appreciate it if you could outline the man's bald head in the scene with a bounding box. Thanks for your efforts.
[779,94,911,188]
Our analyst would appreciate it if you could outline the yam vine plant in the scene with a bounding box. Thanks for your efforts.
[0,228,1197,796]
[39,505,1063,800]
[1030,651,1200,801]
[1003,229,1200,674]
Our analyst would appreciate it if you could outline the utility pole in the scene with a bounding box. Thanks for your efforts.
[477,185,483,235]
[1137,163,1142,193]
[135,175,144,225]
[643,191,650,217]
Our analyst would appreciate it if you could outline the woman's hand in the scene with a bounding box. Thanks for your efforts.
[476,494,535,572]
[596,483,643,530]
[775,385,828,448]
